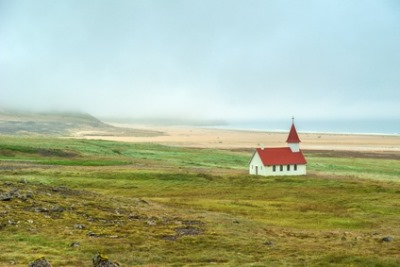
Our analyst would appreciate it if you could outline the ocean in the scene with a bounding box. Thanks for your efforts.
[214,119,400,135]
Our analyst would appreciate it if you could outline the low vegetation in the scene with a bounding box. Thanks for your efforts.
[0,136,399,266]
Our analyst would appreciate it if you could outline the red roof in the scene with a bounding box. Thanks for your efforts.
[286,123,301,143]
[255,147,307,165]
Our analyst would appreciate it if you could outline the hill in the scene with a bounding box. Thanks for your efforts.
[0,110,163,137]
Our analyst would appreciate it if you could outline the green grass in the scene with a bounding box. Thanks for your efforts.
[0,136,247,169]
[0,135,399,266]
[307,155,400,180]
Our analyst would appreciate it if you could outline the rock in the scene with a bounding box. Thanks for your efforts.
[70,242,80,247]
[74,224,86,229]
[92,252,120,267]
[8,220,17,225]
[34,207,49,213]
[0,189,18,201]
[382,236,394,243]
[175,226,202,236]
[25,192,34,199]
[87,231,106,238]
[28,257,52,267]
[87,231,98,237]
[146,220,157,226]
[1,189,33,201]
[18,192,33,201]
[264,241,274,246]
[9,188,19,196]
[128,214,140,220]
[50,206,64,212]
[0,193,13,201]
[18,178,28,184]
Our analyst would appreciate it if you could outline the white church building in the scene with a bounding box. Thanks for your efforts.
[249,122,307,176]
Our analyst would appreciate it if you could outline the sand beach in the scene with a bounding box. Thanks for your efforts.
[75,123,400,153]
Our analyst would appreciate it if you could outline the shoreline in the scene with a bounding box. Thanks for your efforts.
[210,118,400,136]
[107,121,400,137]
[73,123,400,153]
[209,126,400,137]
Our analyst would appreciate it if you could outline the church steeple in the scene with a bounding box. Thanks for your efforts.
[287,117,301,152]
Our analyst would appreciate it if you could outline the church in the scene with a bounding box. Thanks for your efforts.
[249,121,307,176]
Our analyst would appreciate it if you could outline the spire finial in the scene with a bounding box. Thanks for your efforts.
[291,116,294,124]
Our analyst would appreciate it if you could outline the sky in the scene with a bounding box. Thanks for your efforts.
[1,0,399,122]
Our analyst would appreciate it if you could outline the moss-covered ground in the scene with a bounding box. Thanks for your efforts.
[0,136,399,266]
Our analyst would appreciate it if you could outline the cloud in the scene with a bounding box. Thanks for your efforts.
[0,0,399,120]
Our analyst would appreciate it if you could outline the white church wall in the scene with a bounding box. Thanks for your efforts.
[258,164,306,176]
[250,152,307,176]
[249,152,264,175]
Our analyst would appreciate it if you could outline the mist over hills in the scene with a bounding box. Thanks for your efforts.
[0,109,162,137]
[100,116,227,127]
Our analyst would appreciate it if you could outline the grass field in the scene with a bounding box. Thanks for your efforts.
[0,136,399,266]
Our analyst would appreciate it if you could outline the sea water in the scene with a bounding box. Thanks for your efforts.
[213,119,400,135]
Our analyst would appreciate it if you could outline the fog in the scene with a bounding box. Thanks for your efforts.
[1,0,399,121]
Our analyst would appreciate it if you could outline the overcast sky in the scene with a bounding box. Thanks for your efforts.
[1,0,399,121]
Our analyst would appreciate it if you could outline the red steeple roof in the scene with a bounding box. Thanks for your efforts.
[286,123,301,143]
